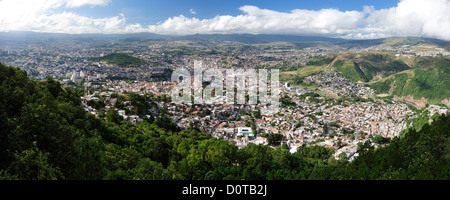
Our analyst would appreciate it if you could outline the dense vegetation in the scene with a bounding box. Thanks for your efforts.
[99,53,146,67]
[0,63,448,180]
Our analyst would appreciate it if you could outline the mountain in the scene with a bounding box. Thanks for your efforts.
[0,32,346,46]
[331,52,412,82]
[371,57,450,106]
[334,37,449,49]
[0,31,170,46]
[280,52,450,107]
[2,31,449,48]
[280,52,413,82]
[175,34,346,43]
[329,53,450,106]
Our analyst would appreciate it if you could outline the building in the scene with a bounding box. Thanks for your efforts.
[237,127,254,138]
[118,110,126,117]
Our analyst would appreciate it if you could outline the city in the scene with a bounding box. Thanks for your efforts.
[1,36,448,164]
[0,0,449,189]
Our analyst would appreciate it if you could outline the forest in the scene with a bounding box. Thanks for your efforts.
[0,63,448,180]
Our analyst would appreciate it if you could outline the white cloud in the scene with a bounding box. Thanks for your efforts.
[0,0,142,33]
[0,0,449,40]
[146,6,365,36]
[65,0,111,8]
[362,0,450,40]
[146,1,450,40]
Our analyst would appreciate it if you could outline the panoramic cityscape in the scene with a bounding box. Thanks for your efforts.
[0,0,449,194]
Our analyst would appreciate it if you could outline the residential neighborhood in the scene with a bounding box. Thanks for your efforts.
[1,37,449,162]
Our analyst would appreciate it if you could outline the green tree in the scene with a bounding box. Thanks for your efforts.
[263,133,284,146]
[6,144,62,180]
[106,109,123,124]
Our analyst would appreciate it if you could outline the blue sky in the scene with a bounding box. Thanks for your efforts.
[59,0,399,25]
[0,0,449,40]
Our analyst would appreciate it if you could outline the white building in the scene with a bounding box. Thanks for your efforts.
[118,110,126,117]
[237,127,254,138]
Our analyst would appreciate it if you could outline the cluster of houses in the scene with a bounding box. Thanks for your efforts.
[76,64,450,162]
[303,67,375,98]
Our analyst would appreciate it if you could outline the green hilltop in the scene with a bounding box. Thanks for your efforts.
[281,52,413,83]
[381,37,425,46]
[331,52,411,82]
[100,53,146,67]
[371,57,450,105]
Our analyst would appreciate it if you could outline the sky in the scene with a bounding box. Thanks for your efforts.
[0,0,449,40]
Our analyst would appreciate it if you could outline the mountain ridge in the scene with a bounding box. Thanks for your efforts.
[1,31,449,46]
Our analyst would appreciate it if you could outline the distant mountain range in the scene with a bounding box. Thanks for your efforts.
[0,31,343,45]
[175,34,345,43]
[0,31,168,46]
[1,31,449,47]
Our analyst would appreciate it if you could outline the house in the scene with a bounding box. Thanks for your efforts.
[223,128,234,137]
[118,110,126,117]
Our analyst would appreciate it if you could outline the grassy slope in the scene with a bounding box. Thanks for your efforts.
[280,52,412,84]
[331,52,411,83]
[370,58,450,104]
[280,55,336,86]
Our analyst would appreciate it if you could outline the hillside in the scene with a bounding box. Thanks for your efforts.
[280,52,412,84]
[280,55,334,86]
[370,57,450,106]
[333,37,450,50]
[330,52,411,82]
[100,53,146,67]
[279,52,450,106]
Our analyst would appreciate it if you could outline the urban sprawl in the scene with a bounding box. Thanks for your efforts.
[1,39,448,162]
